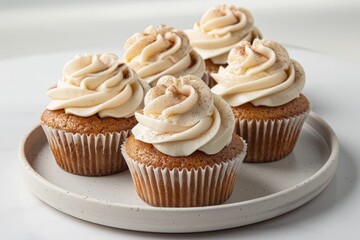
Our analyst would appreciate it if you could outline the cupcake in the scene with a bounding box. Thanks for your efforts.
[122,75,247,207]
[212,39,310,163]
[40,53,150,176]
[123,25,207,87]
[185,4,262,85]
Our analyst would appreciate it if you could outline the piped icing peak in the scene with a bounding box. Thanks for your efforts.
[185,4,262,65]
[132,75,234,157]
[123,25,205,86]
[211,39,305,107]
[47,53,150,118]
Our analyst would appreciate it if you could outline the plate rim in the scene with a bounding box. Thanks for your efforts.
[19,111,339,232]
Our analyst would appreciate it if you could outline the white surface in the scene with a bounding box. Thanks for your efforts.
[1,0,360,62]
[19,112,338,233]
[0,1,360,239]
[1,46,358,240]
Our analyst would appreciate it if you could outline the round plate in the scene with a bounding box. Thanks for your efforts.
[19,111,339,233]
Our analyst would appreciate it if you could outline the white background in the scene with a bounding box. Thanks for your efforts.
[1,0,360,62]
[1,0,360,239]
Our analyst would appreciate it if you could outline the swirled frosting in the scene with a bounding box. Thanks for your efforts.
[185,4,262,65]
[211,39,305,107]
[123,25,205,86]
[47,53,150,118]
[132,75,234,157]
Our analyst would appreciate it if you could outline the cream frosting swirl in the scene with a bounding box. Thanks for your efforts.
[211,39,305,107]
[47,53,150,118]
[185,4,262,65]
[132,75,234,157]
[123,25,205,86]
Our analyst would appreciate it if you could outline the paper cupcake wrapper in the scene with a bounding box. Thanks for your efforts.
[41,124,130,176]
[235,111,309,163]
[121,141,247,207]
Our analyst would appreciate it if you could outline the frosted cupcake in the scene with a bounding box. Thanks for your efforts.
[122,75,247,207]
[185,4,262,76]
[123,25,206,87]
[212,40,310,162]
[41,53,150,176]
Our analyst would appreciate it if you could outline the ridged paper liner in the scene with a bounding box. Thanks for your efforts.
[121,140,247,207]
[235,111,309,163]
[41,124,130,176]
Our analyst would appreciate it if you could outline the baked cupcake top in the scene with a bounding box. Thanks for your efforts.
[123,25,205,87]
[211,39,305,107]
[185,4,262,65]
[47,53,150,118]
[132,75,234,157]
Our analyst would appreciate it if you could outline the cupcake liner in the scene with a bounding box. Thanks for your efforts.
[121,140,247,207]
[41,124,130,176]
[235,111,309,163]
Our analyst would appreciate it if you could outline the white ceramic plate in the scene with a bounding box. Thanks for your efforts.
[19,111,339,233]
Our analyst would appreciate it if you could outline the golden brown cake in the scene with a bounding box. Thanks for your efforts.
[122,75,247,207]
[232,94,310,121]
[41,109,137,135]
[205,59,225,74]
[212,39,310,162]
[125,134,244,170]
[41,53,150,176]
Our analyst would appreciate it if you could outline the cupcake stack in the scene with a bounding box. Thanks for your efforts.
[41,4,310,207]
